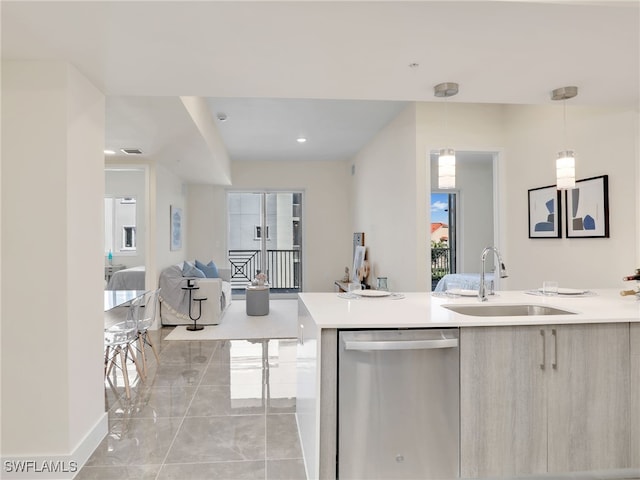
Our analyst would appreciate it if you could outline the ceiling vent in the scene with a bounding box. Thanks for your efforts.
[121,148,143,155]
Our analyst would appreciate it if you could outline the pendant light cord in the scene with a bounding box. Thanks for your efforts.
[563,98,567,148]
[444,95,450,145]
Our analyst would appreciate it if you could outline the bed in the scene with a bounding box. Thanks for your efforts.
[434,272,495,293]
[106,265,146,290]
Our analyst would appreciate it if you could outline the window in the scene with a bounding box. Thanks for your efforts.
[105,196,137,254]
[254,225,270,240]
[122,226,136,250]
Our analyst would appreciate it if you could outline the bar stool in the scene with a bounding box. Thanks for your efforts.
[135,288,161,379]
[104,296,144,399]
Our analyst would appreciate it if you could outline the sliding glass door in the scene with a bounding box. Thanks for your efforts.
[227,191,302,296]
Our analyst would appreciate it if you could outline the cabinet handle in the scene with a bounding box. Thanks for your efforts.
[540,329,545,370]
[343,338,458,351]
[551,328,558,369]
[299,323,304,345]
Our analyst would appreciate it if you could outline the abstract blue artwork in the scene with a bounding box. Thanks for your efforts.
[565,175,609,238]
[528,185,562,238]
[170,205,183,251]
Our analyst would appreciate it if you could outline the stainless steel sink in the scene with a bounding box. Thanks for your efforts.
[442,304,576,317]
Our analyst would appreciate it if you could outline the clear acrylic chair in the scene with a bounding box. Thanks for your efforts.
[104,295,145,399]
[135,288,161,379]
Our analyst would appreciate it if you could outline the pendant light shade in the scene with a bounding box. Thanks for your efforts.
[552,86,578,190]
[434,82,459,189]
[438,148,456,189]
[556,150,576,190]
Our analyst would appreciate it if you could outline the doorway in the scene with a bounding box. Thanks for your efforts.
[227,191,303,296]
[430,151,497,290]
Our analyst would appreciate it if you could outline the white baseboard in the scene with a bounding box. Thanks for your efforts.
[1,413,108,479]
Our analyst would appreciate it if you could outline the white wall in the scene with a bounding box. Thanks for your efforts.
[457,157,494,272]
[1,61,106,469]
[188,160,351,292]
[105,169,146,268]
[187,184,227,264]
[351,102,505,292]
[503,104,638,289]
[156,164,187,271]
[351,104,420,292]
[354,101,638,292]
[180,96,232,185]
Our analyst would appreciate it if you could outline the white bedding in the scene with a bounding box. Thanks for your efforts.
[434,272,494,292]
[106,265,145,290]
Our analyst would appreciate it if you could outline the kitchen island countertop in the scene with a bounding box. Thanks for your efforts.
[298,289,640,329]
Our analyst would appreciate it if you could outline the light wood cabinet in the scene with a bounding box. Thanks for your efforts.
[547,323,630,471]
[461,323,630,478]
[631,323,640,468]
[460,326,547,478]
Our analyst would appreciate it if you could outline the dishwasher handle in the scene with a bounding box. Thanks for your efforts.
[343,338,458,351]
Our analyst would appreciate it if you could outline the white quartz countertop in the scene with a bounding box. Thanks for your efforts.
[298,289,640,329]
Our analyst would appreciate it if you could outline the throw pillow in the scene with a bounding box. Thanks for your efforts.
[196,259,219,278]
[182,261,206,278]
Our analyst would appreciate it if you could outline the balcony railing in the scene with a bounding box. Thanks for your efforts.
[431,246,452,289]
[228,249,302,293]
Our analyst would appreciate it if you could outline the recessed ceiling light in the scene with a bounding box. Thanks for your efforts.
[297,137,307,143]
[104,149,116,155]
[217,113,228,122]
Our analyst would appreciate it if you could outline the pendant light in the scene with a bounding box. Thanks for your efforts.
[551,86,578,190]
[434,82,459,189]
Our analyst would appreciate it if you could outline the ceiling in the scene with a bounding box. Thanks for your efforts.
[3,1,638,183]
[206,97,409,162]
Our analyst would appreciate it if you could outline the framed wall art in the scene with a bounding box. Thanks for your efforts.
[170,205,183,251]
[565,175,609,238]
[528,185,562,238]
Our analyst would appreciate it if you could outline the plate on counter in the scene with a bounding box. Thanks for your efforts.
[537,287,587,295]
[558,288,588,295]
[352,289,392,297]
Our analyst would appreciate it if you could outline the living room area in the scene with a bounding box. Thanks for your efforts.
[3,2,638,479]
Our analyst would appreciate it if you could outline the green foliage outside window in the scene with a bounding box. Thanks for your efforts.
[431,240,450,281]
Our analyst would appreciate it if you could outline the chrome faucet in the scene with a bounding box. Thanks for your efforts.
[478,247,508,302]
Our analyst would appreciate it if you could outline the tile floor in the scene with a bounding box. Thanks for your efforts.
[78,327,306,480]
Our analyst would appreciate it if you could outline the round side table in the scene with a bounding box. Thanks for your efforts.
[246,285,270,316]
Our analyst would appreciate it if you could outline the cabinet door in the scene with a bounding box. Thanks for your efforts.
[631,323,640,468]
[460,326,547,478]
[547,323,630,472]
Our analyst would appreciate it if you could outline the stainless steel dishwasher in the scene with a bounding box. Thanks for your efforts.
[338,329,459,480]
